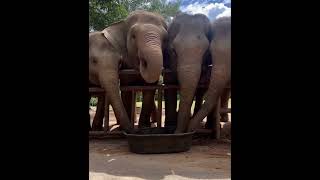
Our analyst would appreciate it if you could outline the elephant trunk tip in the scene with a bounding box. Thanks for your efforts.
[139,54,163,83]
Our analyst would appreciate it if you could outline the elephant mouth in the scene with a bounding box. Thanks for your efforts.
[137,48,163,83]
[140,57,148,69]
[138,56,160,83]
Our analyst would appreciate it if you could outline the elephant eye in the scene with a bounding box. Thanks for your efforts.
[132,34,136,39]
[91,58,98,65]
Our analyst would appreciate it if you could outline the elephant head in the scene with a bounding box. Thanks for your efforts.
[166,13,213,133]
[100,10,168,83]
[121,10,168,83]
[188,17,231,132]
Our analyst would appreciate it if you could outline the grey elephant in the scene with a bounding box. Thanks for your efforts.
[163,13,213,133]
[89,10,168,132]
[188,17,231,132]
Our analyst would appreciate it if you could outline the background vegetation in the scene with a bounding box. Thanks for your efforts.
[89,0,181,31]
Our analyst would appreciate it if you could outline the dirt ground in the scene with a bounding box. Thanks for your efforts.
[90,139,230,180]
[89,102,231,180]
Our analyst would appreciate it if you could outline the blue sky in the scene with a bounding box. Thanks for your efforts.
[169,0,231,21]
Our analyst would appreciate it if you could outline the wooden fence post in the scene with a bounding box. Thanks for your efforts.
[130,90,136,127]
[157,87,163,128]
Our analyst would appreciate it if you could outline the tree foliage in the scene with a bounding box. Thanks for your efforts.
[89,0,181,31]
[89,0,128,31]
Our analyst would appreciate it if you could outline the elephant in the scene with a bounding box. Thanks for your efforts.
[89,10,168,132]
[187,16,231,132]
[163,13,213,133]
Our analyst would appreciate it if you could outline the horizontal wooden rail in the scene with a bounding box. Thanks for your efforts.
[120,68,213,75]
[92,69,230,91]
[90,85,230,93]
[89,85,213,92]
[89,87,231,114]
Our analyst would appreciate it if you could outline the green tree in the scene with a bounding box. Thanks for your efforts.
[140,0,181,23]
[89,0,181,31]
[89,0,128,31]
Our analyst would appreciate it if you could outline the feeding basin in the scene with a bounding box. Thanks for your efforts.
[123,127,195,154]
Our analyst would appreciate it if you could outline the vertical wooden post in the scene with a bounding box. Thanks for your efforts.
[130,90,136,128]
[103,101,109,132]
[157,87,163,128]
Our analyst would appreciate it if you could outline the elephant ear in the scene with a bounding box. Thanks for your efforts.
[102,20,128,57]
[160,17,168,30]
[167,17,180,45]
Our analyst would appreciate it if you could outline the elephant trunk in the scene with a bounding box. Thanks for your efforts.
[175,64,202,133]
[138,31,163,83]
[187,58,230,132]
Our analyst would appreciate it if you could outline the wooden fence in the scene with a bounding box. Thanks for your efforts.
[89,69,231,139]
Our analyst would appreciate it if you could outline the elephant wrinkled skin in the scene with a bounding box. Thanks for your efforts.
[89,10,168,132]
[164,13,213,133]
[188,17,231,132]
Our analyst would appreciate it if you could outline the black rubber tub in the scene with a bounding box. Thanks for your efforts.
[123,127,195,154]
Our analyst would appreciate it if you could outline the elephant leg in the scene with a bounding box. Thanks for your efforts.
[205,106,216,129]
[205,90,217,129]
[220,88,230,122]
[138,90,156,128]
[193,88,206,118]
[92,95,105,131]
[205,99,221,140]
[150,101,157,123]
[121,91,134,124]
[99,71,133,133]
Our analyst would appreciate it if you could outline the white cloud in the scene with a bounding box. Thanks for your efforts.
[181,2,231,21]
[216,5,231,18]
[166,0,178,3]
